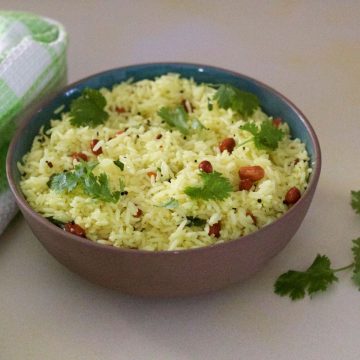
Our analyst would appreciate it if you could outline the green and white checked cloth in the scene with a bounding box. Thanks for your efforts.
[0,11,67,235]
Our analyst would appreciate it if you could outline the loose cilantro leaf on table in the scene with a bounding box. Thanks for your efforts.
[274,255,338,300]
[48,161,122,203]
[213,84,259,117]
[352,271,360,288]
[274,191,360,301]
[69,88,109,128]
[158,106,205,135]
[184,171,232,201]
[351,238,360,288]
[351,191,360,214]
[240,120,284,151]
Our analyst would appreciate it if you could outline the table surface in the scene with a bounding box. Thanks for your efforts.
[1,1,360,359]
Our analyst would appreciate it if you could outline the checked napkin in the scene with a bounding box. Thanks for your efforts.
[0,11,67,235]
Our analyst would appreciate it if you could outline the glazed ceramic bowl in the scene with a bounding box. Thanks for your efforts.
[7,63,321,297]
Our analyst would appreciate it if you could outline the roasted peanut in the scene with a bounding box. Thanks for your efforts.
[219,137,236,154]
[239,166,265,181]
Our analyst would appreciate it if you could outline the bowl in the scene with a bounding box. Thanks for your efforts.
[6,63,321,297]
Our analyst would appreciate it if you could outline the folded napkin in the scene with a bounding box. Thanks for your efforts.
[0,11,67,235]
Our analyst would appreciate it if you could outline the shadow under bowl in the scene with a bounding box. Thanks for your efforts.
[6,63,321,297]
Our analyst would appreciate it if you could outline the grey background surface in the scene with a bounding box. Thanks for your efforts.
[1,1,360,359]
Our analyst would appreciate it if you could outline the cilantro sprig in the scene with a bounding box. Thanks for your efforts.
[274,255,338,300]
[184,171,232,201]
[48,161,123,203]
[69,88,109,128]
[240,120,284,151]
[213,84,259,118]
[274,191,360,300]
[158,106,204,135]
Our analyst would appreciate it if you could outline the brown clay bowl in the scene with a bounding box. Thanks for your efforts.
[6,63,321,297]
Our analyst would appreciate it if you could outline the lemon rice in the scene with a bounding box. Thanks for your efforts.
[19,74,311,251]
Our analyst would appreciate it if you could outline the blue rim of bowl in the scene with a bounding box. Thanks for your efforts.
[7,62,321,256]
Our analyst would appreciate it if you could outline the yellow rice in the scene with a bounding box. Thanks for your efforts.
[19,74,311,251]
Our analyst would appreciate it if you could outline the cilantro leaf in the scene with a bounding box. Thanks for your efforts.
[239,122,258,136]
[351,238,360,288]
[184,171,232,201]
[48,161,122,203]
[213,84,259,117]
[114,160,124,171]
[69,88,109,128]
[186,216,207,227]
[158,106,189,135]
[352,238,360,272]
[47,172,79,192]
[73,160,98,178]
[351,191,360,214]
[83,173,120,203]
[157,198,179,209]
[352,270,360,289]
[275,191,360,301]
[240,120,284,151]
[158,106,205,135]
[274,255,338,300]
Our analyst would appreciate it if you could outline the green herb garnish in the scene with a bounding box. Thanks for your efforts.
[351,190,360,214]
[184,171,232,201]
[158,106,189,134]
[240,120,284,151]
[158,106,204,135]
[213,84,259,117]
[69,88,109,128]
[274,255,338,300]
[114,160,125,171]
[186,216,207,227]
[351,238,360,287]
[48,161,123,203]
[274,191,360,300]
[83,173,122,203]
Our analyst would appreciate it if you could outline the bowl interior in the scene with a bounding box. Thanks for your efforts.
[8,63,319,203]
